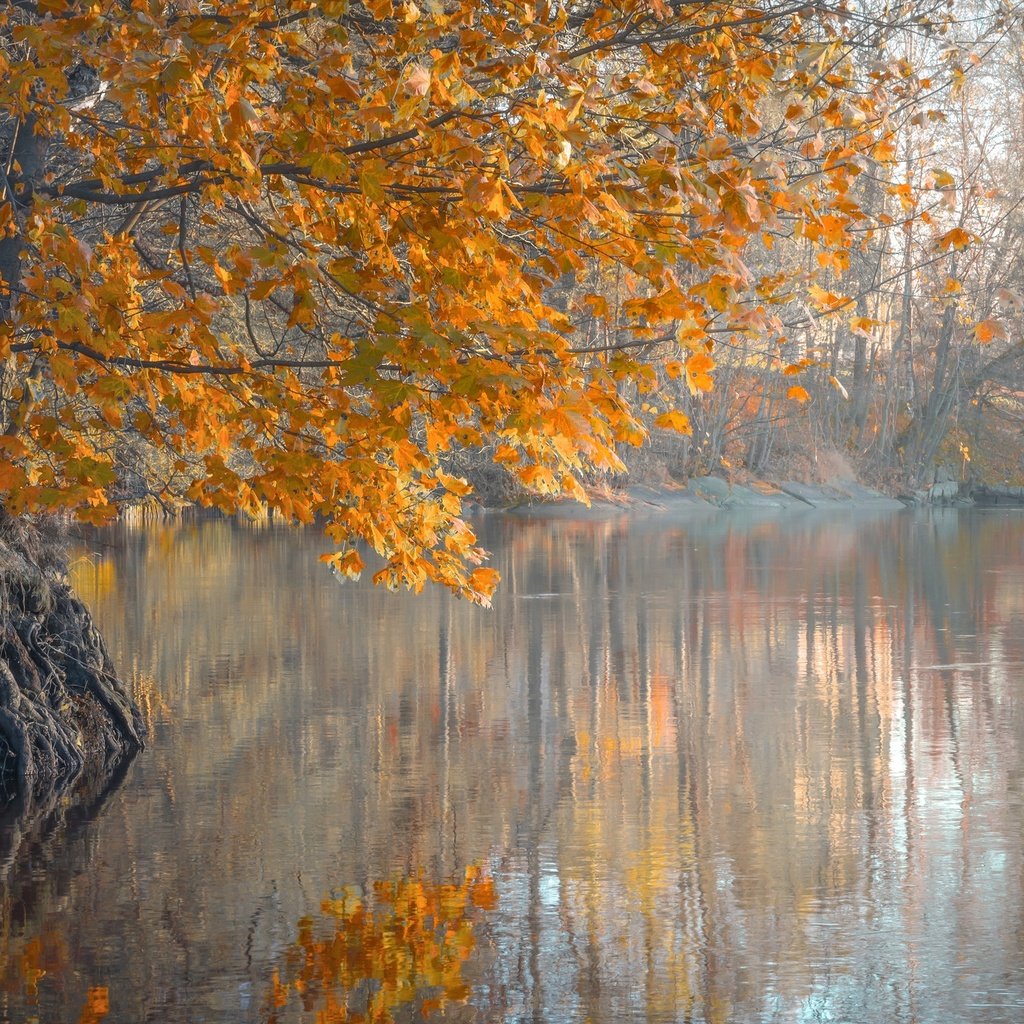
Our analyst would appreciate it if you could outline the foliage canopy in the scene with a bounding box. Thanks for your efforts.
[0,0,931,600]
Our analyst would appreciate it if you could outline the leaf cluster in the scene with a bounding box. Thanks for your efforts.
[0,0,938,599]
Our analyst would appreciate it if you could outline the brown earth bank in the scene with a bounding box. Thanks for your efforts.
[0,512,144,810]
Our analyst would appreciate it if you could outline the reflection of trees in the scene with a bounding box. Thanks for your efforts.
[0,756,128,1023]
[476,509,1024,1022]
[1,512,1022,1022]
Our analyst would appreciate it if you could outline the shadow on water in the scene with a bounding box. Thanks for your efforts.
[0,753,137,1023]
[1,509,1024,1022]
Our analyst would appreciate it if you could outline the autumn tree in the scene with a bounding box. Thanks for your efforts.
[887,7,1024,486]
[0,0,944,590]
[724,1,1024,491]
[0,0,941,795]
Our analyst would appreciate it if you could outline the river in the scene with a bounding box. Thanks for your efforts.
[1,508,1023,1023]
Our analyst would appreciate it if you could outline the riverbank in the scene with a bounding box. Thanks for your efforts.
[0,517,144,808]
[501,472,982,519]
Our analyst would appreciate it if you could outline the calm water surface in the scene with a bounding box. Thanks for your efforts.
[2,509,1024,1023]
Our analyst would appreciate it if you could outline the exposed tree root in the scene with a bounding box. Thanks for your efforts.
[0,514,144,806]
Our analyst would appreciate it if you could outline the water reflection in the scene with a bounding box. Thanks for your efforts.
[0,509,1022,1022]
[267,868,493,1023]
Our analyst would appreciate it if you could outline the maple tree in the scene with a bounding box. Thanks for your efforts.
[0,0,939,603]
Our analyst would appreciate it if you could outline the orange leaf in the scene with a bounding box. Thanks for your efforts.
[937,227,973,251]
[974,319,1006,344]
[0,463,27,493]
[685,352,715,395]
[653,410,691,434]
[787,385,811,403]
[850,316,881,336]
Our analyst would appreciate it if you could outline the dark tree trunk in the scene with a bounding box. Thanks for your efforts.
[0,514,144,805]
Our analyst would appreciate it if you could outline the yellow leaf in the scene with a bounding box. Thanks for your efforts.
[653,410,691,434]
[324,549,364,579]
[233,98,259,123]
[249,279,276,300]
[493,444,520,465]
[697,275,733,313]
[700,136,733,160]
[467,566,499,605]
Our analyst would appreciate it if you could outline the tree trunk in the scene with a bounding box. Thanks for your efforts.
[0,514,144,806]
[901,298,959,484]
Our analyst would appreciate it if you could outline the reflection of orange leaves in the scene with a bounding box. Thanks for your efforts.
[17,937,46,998]
[4,931,73,1003]
[270,970,289,1009]
[79,986,109,1024]
[445,980,471,1000]
[470,876,497,910]
[267,869,497,1023]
